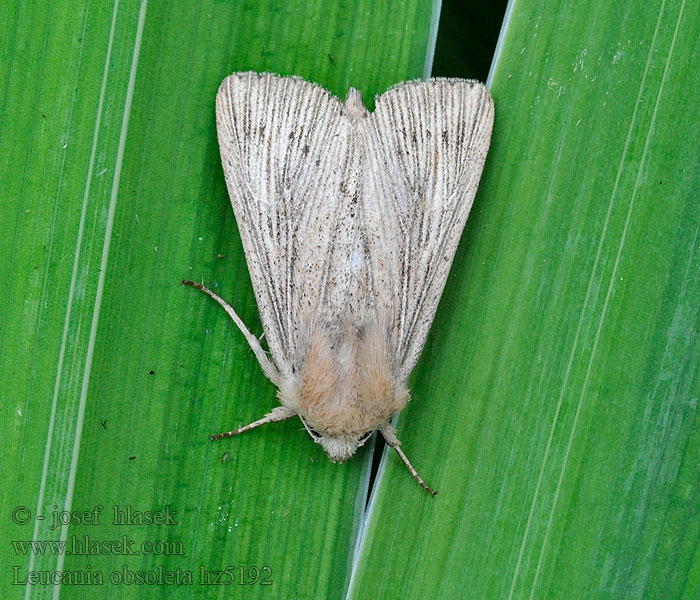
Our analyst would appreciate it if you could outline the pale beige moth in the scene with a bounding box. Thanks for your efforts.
[184,71,494,495]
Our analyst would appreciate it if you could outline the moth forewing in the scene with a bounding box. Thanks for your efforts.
[364,79,495,381]
[186,72,493,495]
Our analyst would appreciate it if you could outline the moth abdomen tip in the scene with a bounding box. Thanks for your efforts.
[345,88,369,118]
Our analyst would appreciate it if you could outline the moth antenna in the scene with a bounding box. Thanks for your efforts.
[182,280,280,386]
[380,423,438,497]
[211,406,296,441]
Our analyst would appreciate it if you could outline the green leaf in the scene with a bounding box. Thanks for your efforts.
[349,0,700,598]
[6,0,698,598]
[1,0,439,598]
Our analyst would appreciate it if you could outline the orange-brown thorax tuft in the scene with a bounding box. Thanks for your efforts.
[294,317,408,437]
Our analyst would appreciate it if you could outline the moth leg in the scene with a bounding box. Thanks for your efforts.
[211,406,296,441]
[379,423,437,497]
[182,280,280,386]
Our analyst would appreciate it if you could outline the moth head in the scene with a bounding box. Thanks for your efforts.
[300,418,374,463]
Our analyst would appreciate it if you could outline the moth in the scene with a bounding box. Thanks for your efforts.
[184,72,493,495]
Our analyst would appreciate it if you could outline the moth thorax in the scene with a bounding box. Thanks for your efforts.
[296,320,409,438]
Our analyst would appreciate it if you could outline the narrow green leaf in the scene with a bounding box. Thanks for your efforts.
[1,0,439,598]
[349,0,700,598]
